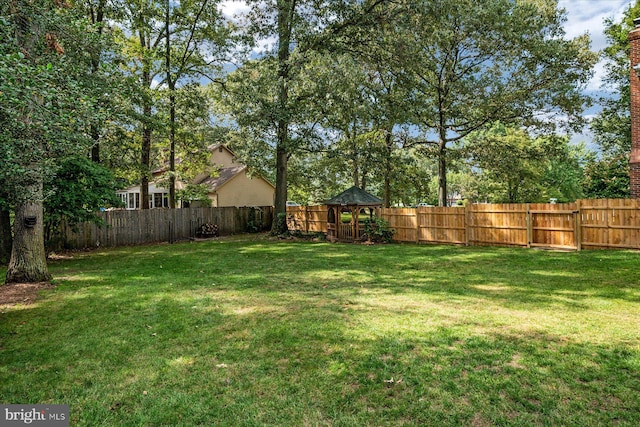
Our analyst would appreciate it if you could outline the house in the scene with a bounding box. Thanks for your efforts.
[117,144,275,209]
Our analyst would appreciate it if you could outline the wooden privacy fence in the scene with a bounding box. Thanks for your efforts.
[287,199,640,250]
[57,206,273,250]
[286,205,327,233]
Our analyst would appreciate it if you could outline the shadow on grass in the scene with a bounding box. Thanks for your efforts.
[1,239,639,424]
[1,278,639,425]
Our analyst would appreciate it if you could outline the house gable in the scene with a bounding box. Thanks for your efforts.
[215,169,275,207]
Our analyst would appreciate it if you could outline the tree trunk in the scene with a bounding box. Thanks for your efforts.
[6,188,51,284]
[383,130,393,207]
[91,125,100,163]
[89,0,105,164]
[139,30,152,210]
[165,1,176,209]
[271,143,289,234]
[271,0,292,234]
[141,117,151,210]
[437,141,447,207]
[0,204,12,265]
[169,93,176,209]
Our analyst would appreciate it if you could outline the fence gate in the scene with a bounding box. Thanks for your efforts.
[528,205,579,250]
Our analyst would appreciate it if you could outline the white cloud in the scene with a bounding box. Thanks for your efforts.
[219,0,251,20]
[559,0,630,92]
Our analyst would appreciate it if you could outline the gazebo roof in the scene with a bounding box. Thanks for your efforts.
[325,186,383,206]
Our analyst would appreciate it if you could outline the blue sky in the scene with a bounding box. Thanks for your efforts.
[559,0,632,144]
[560,0,630,93]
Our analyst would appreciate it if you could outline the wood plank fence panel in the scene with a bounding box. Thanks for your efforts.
[417,207,466,244]
[468,204,528,247]
[306,206,327,232]
[529,203,578,249]
[60,199,640,251]
[288,200,640,250]
[579,199,640,249]
[57,206,273,250]
[379,208,418,242]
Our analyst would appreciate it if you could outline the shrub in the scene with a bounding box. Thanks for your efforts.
[362,217,394,243]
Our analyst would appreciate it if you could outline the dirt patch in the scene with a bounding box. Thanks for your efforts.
[0,282,55,307]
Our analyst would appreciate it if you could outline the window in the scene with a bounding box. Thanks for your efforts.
[121,192,140,209]
[150,192,169,208]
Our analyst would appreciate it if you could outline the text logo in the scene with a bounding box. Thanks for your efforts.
[1,405,69,427]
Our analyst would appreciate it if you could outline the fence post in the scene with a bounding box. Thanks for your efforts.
[305,206,309,233]
[526,204,531,248]
[465,204,470,246]
[575,200,582,251]
[415,207,419,244]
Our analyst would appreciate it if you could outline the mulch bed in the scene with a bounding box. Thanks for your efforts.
[0,282,55,307]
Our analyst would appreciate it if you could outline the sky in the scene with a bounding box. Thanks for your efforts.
[560,0,631,93]
[558,0,633,144]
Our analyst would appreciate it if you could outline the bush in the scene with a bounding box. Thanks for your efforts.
[362,217,394,243]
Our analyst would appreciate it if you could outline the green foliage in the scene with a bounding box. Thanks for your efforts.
[393,0,596,205]
[0,0,108,204]
[587,0,639,200]
[362,217,394,243]
[465,124,584,203]
[245,207,263,233]
[175,184,212,207]
[582,155,631,199]
[271,212,289,235]
[44,157,122,249]
[588,0,640,158]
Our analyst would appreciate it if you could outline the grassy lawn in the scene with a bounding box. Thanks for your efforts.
[1,236,640,426]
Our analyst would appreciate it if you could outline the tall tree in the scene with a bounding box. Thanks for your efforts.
[586,1,640,199]
[161,0,230,208]
[119,0,165,209]
[397,0,596,206]
[239,0,389,233]
[1,0,106,282]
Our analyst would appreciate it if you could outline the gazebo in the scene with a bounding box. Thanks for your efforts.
[325,186,383,242]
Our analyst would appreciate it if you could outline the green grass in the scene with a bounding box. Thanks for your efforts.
[1,236,640,426]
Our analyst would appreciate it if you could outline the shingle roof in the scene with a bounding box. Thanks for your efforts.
[196,165,246,191]
[325,186,383,205]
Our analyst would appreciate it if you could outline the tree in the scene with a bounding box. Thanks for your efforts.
[590,0,640,158]
[44,157,122,250]
[237,0,390,233]
[1,0,107,282]
[587,1,640,198]
[582,154,630,199]
[160,0,231,208]
[465,124,579,203]
[396,0,596,206]
[118,0,166,210]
